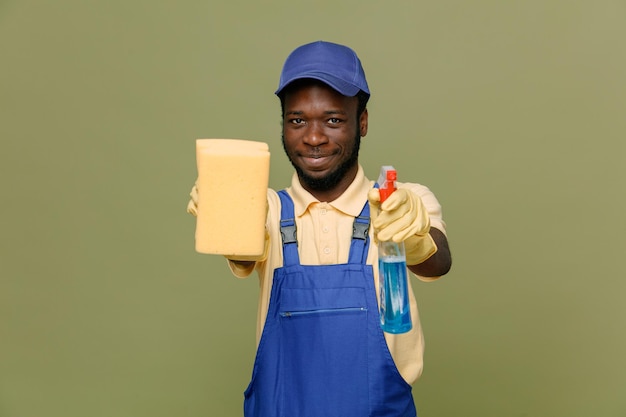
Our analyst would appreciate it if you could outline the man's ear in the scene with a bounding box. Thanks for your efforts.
[359,109,368,137]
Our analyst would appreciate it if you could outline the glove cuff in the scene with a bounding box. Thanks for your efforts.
[405,233,438,265]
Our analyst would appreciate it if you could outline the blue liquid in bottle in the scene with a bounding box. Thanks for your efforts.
[375,166,412,334]
[379,254,412,334]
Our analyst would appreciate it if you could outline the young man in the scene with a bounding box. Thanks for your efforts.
[188,40,451,417]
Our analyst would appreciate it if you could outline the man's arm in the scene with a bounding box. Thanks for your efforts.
[408,227,451,278]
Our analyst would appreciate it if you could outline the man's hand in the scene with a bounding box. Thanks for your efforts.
[368,188,437,265]
[187,182,198,217]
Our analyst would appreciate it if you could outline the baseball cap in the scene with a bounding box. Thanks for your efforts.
[275,41,370,97]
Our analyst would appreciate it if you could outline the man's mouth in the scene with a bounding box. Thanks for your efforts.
[301,153,334,169]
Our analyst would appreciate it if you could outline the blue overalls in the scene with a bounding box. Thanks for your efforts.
[243,190,417,417]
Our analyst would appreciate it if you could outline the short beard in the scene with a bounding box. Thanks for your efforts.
[283,127,361,192]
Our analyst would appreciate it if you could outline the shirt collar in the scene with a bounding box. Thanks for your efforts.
[288,165,373,218]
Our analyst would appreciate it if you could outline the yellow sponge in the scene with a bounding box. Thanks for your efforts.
[195,139,270,256]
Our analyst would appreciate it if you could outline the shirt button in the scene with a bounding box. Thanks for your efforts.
[323,227,329,233]
[323,247,331,254]
[320,209,327,215]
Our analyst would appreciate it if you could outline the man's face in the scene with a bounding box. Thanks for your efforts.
[282,81,368,200]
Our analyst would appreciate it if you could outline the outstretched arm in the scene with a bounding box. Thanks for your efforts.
[408,227,451,278]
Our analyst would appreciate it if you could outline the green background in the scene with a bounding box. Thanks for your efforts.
[1,1,625,416]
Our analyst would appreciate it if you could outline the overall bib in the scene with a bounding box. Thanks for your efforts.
[244,190,416,417]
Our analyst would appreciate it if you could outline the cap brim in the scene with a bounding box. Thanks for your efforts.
[275,71,363,97]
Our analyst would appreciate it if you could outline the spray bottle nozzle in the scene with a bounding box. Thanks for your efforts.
[377,165,397,203]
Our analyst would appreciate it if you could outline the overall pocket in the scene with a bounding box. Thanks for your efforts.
[278,287,369,417]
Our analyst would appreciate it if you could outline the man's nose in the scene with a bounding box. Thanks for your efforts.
[303,122,329,146]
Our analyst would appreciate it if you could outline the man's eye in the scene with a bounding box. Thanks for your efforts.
[290,118,305,124]
[328,118,341,124]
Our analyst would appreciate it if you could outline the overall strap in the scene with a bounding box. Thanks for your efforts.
[348,183,378,265]
[277,190,300,266]
[278,189,372,266]
[348,199,371,265]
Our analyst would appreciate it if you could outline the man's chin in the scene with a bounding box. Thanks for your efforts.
[296,169,337,191]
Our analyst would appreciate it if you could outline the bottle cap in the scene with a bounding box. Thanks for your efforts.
[377,165,397,203]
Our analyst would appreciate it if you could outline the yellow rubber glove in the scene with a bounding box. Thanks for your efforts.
[368,187,437,265]
[187,182,199,217]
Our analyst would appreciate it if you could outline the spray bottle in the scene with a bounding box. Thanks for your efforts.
[377,166,412,334]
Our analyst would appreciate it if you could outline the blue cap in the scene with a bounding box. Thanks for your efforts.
[275,41,370,97]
